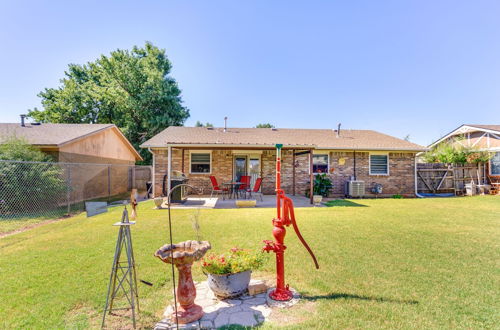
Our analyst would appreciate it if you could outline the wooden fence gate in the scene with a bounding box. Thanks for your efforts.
[416,163,486,195]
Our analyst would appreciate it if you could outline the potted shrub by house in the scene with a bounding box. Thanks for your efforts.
[307,174,333,205]
[201,248,265,299]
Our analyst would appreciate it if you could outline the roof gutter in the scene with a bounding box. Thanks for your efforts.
[140,143,316,149]
[140,144,427,152]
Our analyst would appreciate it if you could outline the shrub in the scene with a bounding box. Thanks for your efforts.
[201,248,266,275]
[306,173,333,197]
[422,139,492,165]
[0,138,66,215]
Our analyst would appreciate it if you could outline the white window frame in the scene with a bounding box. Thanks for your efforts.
[490,151,500,176]
[369,153,389,176]
[189,151,212,174]
[312,153,330,175]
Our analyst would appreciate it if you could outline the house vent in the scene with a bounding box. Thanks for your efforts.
[345,180,365,197]
[271,128,278,131]
[206,127,214,130]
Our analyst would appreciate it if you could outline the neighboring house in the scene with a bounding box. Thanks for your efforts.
[428,124,500,177]
[0,122,142,164]
[141,126,426,199]
[0,121,143,201]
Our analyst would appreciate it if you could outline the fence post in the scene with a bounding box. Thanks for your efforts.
[132,166,136,189]
[67,165,71,215]
[108,165,112,199]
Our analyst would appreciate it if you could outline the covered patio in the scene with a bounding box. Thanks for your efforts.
[162,194,320,209]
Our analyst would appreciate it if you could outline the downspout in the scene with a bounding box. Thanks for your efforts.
[147,147,155,198]
[415,156,424,198]
[353,150,356,180]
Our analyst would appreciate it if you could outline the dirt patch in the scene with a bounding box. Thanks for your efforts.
[268,300,317,326]
[0,215,72,239]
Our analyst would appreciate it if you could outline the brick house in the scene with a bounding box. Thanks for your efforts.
[141,126,426,201]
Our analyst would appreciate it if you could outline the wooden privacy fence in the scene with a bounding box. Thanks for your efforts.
[416,163,486,195]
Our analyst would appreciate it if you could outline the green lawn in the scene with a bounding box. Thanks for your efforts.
[0,197,498,329]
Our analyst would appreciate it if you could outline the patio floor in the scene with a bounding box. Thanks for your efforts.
[162,194,318,209]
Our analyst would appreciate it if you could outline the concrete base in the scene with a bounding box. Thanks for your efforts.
[266,287,300,308]
[155,281,272,329]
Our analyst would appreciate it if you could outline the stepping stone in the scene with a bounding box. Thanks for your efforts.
[243,297,267,305]
[228,311,258,327]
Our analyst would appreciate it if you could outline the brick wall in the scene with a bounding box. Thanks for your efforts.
[326,151,416,197]
[152,148,416,198]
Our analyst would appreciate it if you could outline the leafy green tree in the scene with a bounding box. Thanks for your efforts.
[255,123,275,128]
[422,139,492,164]
[0,138,66,216]
[28,42,189,164]
[195,121,214,127]
[0,138,51,161]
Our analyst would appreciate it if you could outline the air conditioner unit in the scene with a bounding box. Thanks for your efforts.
[345,180,365,197]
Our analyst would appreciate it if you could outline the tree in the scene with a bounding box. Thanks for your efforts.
[0,138,66,215]
[422,139,492,164]
[195,121,214,127]
[255,123,275,128]
[28,42,189,163]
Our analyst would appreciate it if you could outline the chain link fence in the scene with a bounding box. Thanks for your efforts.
[0,160,152,220]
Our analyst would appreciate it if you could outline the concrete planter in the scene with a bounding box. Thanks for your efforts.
[154,197,164,209]
[235,199,256,208]
[207,270,251,299]
[313,195,323,206]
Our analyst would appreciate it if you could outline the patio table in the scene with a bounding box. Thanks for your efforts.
[222,182,243,199]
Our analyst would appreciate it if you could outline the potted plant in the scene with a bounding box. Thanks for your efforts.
[201,248,266,299]
[306,174,333,205]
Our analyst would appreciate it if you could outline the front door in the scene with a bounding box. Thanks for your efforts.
[248,157,261,188]
[234,156,247,182]
[234,155,261,188]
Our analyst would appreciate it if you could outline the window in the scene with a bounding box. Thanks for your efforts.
[190,152,211,174]
[370,154,389,175]
[491,152,500,175]
[313,154,329,174]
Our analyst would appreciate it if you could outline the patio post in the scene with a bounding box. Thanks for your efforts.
[309,150,313,204]
[167,145,172,195]
[292,149,296,196]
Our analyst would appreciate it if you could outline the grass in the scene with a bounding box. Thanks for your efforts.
[0,196,498,329]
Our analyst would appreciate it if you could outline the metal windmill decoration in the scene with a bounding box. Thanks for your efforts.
[101,206,140,328]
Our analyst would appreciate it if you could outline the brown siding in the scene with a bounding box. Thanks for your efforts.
[58,128,137,164]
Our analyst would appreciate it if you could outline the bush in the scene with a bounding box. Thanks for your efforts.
[201,248,266,275]
[0,138,66,215]
[422,139,492,165]
[306,173,333,197]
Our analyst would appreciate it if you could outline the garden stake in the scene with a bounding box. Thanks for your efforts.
[263,144,320,301]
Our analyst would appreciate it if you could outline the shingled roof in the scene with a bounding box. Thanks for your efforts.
[465,124,500,133]
[0,123,142,159]
[141,126,426,151]
[0,123,114,146]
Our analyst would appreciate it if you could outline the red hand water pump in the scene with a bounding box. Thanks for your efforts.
[263,144,320,301]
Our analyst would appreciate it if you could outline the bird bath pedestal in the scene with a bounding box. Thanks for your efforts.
[155,240,211,324]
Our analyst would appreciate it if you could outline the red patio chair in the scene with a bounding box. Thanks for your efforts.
[247,177,263,201]
[238,175,251,198]
[209,176,228,199]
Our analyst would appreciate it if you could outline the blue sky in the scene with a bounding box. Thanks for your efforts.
[0,0,499,146]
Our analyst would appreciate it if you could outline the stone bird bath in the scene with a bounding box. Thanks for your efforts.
[155,240,211,324]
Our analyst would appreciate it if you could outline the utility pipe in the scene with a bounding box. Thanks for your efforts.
[414,156,425,198]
